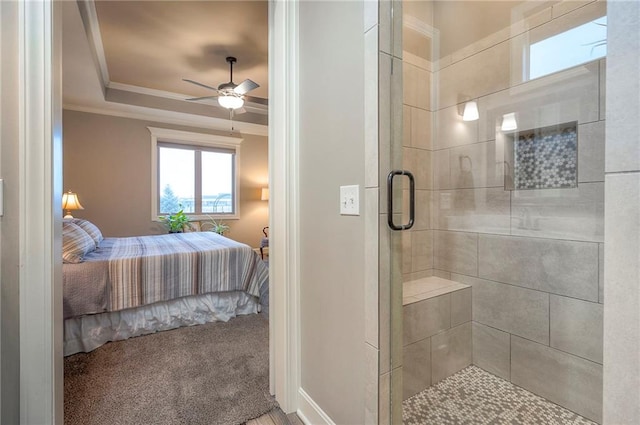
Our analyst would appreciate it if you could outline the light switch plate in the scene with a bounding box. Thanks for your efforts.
[340,185,360,216]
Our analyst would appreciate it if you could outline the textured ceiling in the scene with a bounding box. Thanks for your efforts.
[94,0,269,99]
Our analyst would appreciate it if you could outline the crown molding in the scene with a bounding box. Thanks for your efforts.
[76,0,110,89]
[108,81,269,115]
[63,102,269,137]
[75,0,268,120]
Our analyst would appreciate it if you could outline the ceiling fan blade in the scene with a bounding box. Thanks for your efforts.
[234,107,247,115]
[244,95,268,106]
[182,78,219,92]
[234,79,260,95]
[185,95,219,101]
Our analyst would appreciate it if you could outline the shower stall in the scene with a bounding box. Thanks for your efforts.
[379,0,608,423]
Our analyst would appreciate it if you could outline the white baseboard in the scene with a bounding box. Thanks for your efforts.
[297,388,336,425]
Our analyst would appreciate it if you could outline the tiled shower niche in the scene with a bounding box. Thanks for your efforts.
[505,122,578,190]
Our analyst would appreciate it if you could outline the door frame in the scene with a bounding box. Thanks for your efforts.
[17,0,64,423]
[269,0,301,414]
[16,0,301,422]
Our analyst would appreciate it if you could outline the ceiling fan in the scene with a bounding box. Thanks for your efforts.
[183,56,264,114]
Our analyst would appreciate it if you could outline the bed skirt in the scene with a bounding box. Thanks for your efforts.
[64,291,259,356]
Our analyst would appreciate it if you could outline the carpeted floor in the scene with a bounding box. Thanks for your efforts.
[64,313,278,425]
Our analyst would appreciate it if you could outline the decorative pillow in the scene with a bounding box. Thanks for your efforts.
[62,222,96,264]
[71,218,104,248]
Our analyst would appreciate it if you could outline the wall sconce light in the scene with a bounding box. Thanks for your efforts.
[62,191,84,219]
[261,188,269,201]
[462,101,479,121]
[501,112,518,131]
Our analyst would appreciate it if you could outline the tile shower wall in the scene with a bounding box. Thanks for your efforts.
[401,0,606,423]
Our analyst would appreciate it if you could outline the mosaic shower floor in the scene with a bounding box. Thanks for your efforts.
[403,366,596,425]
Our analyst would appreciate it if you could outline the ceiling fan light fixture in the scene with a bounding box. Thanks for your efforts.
[218,95,244,110]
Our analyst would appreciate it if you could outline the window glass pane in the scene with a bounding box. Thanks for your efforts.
[202,151,234,213]
[159,147,195,213]
[529,16,606,80]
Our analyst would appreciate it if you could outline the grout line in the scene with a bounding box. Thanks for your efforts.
[431,228,602,246]
[450,271,600,305]
[509,332,603,366]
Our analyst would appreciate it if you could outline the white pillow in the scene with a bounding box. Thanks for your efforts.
[71,218,104,248]
[62,222,96,264]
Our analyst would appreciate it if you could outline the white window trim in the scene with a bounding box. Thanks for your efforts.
[148,126,243,221]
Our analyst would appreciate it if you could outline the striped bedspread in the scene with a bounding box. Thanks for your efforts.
[108,232,268,311]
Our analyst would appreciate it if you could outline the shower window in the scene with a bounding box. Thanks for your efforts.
[528,16,607,80]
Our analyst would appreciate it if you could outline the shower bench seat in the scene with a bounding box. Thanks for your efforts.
[403,276,472,400]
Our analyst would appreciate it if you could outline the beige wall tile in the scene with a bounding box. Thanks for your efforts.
[432,269,451,280]
[404,62,430,110]
[403,338,431,400]
[551,0,597,19]
[472,322,510,380]
[413,189,431,231]
[403,269,433,283]
[365,26,379,189]
[378,53,391,198]
[599,59,606,121]
[411,230,433,272]
[431,322,472,384]
[598,243,604,304]
[550,295,603,364]
[511,336,603,423]
[434,104,478,150]
[403,105,411,147]
[365,343,379,425]
[433,149,451,190]
[477,61,600,143]
[379,215,391,374]
[454,273,549,345]
[433,188,510,235]
[437,40,511,110]
[578,121,605,183]
[511,183,604,243]
[433,230,478,276]
[391,366,403,424]
[449,141,504,189]
[478,234,599,301]
[402,231,412,274]
[379,0,391,56]
[403,294,450,346]
[450,287,472,327]
[365,189,380,347]
[378,371,390,425]
[411,108,432,150]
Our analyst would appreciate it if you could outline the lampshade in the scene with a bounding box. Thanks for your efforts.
[62,191,84,219]
[462,101,479,121]
[501,112,518,131]
[218,95,244,110]
[261,188,269,201]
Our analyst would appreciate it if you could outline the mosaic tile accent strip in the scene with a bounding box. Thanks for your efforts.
[513,123,578,190]
[403,366,596,425]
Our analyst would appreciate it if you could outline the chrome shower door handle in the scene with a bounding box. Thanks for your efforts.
[387,170,415,231]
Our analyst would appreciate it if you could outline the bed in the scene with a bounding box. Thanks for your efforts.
[62,220,269,356]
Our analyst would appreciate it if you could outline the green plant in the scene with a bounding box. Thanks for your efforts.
[158,206,193,233]
[201,215,230,236]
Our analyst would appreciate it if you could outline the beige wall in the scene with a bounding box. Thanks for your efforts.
[299,1,366,423]
[63,110,268,248]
